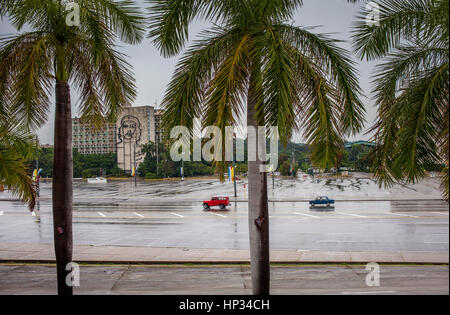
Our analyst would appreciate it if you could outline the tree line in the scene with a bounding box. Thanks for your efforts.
[31,141,420,179]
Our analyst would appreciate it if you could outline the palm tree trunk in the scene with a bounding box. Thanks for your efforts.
[53,80,73,295]
[247,66,270,295]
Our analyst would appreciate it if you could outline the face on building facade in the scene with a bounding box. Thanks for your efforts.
[119,115,141,142]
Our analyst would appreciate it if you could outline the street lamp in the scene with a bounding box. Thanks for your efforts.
[181,151,185,181]
[133,143,137,187]
[34,135,41,223]
[233,133,237,198]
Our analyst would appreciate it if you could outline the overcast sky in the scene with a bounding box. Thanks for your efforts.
[0,0,378,144]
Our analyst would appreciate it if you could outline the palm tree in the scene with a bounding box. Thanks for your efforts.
[0,118,37,210]
[147,0,365,294]
[0,0,144,295]
[353,0,449,201]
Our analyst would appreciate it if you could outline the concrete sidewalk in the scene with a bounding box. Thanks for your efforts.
[1,264,448,295]
[0,243,448,264]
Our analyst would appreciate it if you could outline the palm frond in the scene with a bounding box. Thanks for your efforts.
[370,63,449,187]
[146,0,205,57]
[0,32,53,129]
[262,26,296,144]
[0,120,37,210]
[352,0,440,60]
[373,41,448,104]
[1,0,56,31]
[293,52,344,169]
[203,34,250,129]
[81,0,145,45]
[277,24,366,135]
[161,26,241,135]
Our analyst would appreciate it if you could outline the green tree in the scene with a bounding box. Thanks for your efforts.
[0,0,144,295]
[148,0,365,294]
[139,141,163,176]
[0,119,37,209]
[353,0,449,201]
[37,147,54,178]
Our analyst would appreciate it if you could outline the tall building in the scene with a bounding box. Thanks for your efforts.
[72,106,164,174]
[116,106,157,174]
[72,118,117,155]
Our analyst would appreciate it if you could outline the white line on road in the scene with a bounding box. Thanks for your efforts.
[384,212,419,218]
[210,212,227,218]
[432,212,449,216]
[97,212,106,217]
[342,291,396,295]
[134,212,145,218]
[294,212,320,219]
[424,241,449,244]
[336,212,368,218]
[0,211,3,216]
[170,213,185,218]
[318,240,360,243]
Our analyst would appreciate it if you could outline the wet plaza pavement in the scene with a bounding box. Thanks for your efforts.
[0,178,448,252]
[1,263,448,295]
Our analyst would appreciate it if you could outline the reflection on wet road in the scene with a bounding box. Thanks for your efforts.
[0,198,448,252]
[0,178,448,251]
[10,176,444,202]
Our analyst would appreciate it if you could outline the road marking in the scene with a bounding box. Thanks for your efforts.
[210,212,227,218]
[342,291,396,295]
[294,212,320,219]
[318,240,359,243]
[134,212,145,218]
[336,212,368,218]
[385,212,419,218]
[0,211,3,216]
[170,213,185,218]
[432,212,449,216]
[97,212,106,217]
[424,241,449,244]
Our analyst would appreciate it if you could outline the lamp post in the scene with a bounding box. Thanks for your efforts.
[181,152,185,181]
[156,138,159,175]
[179,149,186,181]
[233,133,237,198]
[272,170,275,190]
[34,136,40,223]
[291,150,295,179]
[133,143,137,187]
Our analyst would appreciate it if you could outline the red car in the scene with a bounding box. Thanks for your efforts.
[203,197,230,210]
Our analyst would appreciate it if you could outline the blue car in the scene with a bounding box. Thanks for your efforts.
[309,196,335,208]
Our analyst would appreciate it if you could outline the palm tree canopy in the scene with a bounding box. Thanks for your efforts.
[0,0,145,129]
[147,0,366,169]
[352,0,449,200]
[0,118,37,210]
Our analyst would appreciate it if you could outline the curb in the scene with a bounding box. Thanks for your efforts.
[0,259,448,265]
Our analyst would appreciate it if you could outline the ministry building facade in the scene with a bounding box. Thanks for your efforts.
[72,105,164,174]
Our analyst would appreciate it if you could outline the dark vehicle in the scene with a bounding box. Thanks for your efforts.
[309,196,335,208]
[203,197,230,210]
